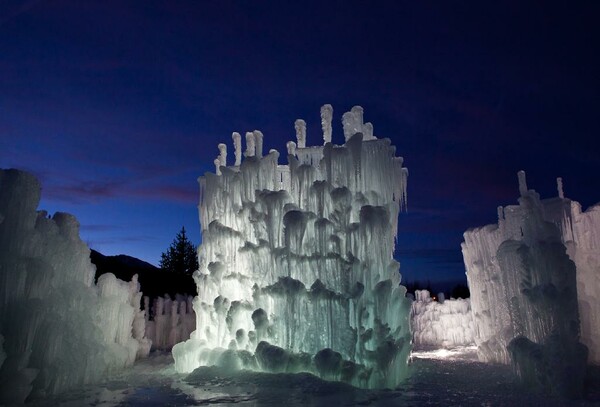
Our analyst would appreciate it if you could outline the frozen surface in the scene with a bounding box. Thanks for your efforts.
[173,105,411,388]
[0,169,150,404]
[410,290,475,349]
[27,350,600,406]
[144,295,195,350]
[462,172,589,397]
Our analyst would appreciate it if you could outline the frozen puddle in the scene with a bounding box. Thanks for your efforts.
[29,352,600,406]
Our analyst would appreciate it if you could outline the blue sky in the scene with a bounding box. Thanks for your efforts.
[1,1,599,284]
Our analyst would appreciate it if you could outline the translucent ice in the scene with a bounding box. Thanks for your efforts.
[462,171,590,397]
[174,106,411,388]
[144,294,195,350]
[410,290,475,349]
[0,169,150,403]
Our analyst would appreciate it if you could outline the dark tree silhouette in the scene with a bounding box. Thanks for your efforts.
[160,226,198,275]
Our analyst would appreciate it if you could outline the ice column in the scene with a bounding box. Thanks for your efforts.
[286,140,297,157]
[557,177,564,199]
[517,170,528,196]
[245,132,256,157]
[321,104,333,144]
[173,105,411,389]
[254,130,264,158]
[295,119,306,148]
[218,143,227,167]
[232,132,242,166]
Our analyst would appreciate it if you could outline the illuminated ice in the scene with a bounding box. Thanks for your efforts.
[462,171,590,398]
[0,169,150,403]
[144,294,195,350]
[173,105,411,388]
[410,290,475,349]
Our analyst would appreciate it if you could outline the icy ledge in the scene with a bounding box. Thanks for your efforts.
[173,105,411,388]
[0,169,150,404]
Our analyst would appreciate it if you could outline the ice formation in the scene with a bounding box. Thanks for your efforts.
[144,295,195,350]
[410,290,475,349]
[0,169,150,404]
[173,105,411,388]
[462,171,592,398]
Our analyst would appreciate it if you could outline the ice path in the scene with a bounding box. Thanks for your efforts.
[28,351,600,406]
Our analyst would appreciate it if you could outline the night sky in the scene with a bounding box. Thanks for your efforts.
[1,1,599,286]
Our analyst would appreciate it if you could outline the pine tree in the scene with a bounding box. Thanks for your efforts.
[159,226,198,275]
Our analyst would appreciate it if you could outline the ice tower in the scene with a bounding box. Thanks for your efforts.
[173,105,411,388]
[462,171,591,398]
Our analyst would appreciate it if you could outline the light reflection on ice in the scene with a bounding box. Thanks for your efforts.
[410,346,478,361]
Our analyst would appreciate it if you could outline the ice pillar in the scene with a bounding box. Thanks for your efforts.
[254,130,264,158]
[232,132,242,166]
[218,143,227,167]
[557,177,564,199]
[245,132,256,157]
[294,119,306,148]
[320,104,333,144]
[517,170,528,196]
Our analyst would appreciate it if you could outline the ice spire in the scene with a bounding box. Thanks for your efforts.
[342,105,365,142]
[295,119,306,148]
[320,104,333,144]
[351,105,364,127]
[232,132,242,166]
[342,112,354,141]
[364,122,374,140]
[557,177,564,199]
[254,130,264,158]
[286,140,297,156]
[245,132,256,157]
[214,158,221,175]
[517,170,528,196]
[218,143,227,167]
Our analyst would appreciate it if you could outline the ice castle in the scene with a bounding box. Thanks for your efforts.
[173,105,412,388]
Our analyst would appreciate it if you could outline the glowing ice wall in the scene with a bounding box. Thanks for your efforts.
[462,171,589,398]
[173,105,411,388]
[410,290,475,349]
[0,170,150,404]
[144,294,195,350]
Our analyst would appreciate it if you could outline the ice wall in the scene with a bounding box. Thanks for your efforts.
[462,172,589,398]
[410,290,475,349]
[144,294,195,350]
[0,169,150,404]
[173,105,411,388]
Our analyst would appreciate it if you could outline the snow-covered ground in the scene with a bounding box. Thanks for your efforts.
[28,348,600,406]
